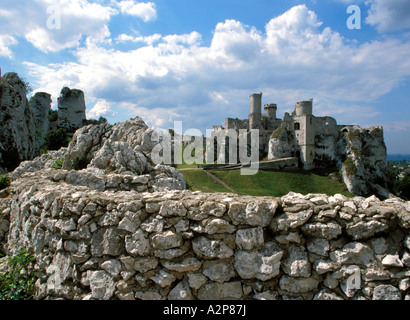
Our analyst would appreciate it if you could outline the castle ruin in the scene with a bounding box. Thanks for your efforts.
[213,93,359,170]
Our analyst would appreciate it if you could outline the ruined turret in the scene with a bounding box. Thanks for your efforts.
[264,103,277,120]
[294,99,313,116]
[293,99,315,170]
[249,93,262,130]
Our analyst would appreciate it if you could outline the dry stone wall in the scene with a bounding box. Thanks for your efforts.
[1,170,409,300]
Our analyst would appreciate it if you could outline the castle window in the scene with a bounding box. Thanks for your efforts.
[325,121,329,126]
[294,122,300,130]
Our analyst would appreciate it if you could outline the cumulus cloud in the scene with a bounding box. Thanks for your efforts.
[0,0,117,53]
[0,0,159,54]
[116,1,157,22]
[23,4,410,131]
[0,34,17,58]
[335,0,410,32]
[365,0,410,32]
[116,33,162,45]
[87,99,116,119]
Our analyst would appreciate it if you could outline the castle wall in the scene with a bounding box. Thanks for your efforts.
[293,114,315,170]
[2,171,409,301]
[225,118,248,131]
[312,116,339,137]
[311,116,341,168]
[263,116,282,132]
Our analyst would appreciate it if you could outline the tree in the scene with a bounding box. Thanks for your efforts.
[98,116,107,123]
[44,128,70,151]
[48,109,58,122]
[394,175,410,200]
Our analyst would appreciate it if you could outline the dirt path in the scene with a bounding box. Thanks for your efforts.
[203,170,236,193]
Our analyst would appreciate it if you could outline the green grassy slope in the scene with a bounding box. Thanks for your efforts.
[181,169,232,193]
[179,168,352,197]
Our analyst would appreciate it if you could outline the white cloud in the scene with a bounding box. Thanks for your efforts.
[0,0,117,53]
[210,19,263,64]
[116,1,157,22]
[365,0,410,32]
[0,34,17,58]
[25,27,80,53]
[0,1,159,54]
[382,121,410,133]
[23,5,410,132]
[163,32,202,46]
[0,8,12,17]
[118,102,184,129]
[87,99,116,119]
[211,92,229,105]
[116,33,162,45]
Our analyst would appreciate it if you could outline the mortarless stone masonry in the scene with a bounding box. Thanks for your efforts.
[1,168,409,300]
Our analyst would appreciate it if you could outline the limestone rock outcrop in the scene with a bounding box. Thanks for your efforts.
[266,125,391,198]
[57,87,86,133]
[268,126,297,160]
[341,126,390,197]
[0,72,38,172]
[11,117,186,192]
[29,92,51,148]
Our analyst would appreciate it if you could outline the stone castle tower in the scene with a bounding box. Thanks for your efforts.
[249,93,262,130]
[212,92,356,171]
[293,99,315,170]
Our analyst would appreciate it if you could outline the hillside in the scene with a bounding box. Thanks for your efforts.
[180,167,353,197]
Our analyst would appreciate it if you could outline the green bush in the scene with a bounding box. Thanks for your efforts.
[44,128,70,151]
[20,77,32,95]
[98,116,107,123]
[48,110,58,122]
[0,175,11,190]
[394,175,410,200]
[51,157,64,170]
[0,248,37,300]
[343,157,357,177]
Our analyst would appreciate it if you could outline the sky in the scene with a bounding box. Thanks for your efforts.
[1,0,410,154]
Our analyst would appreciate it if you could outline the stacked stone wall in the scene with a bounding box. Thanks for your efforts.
[1,170,409,300]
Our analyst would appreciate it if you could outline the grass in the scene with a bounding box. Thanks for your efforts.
[174,144,206,169]
[176,162,201,169]
[176,143,352,197]
[181,169,232,193]
[0,175,11,190]
[180,168,353,197]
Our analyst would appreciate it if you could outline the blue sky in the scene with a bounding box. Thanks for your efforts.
[1,0,410,154]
